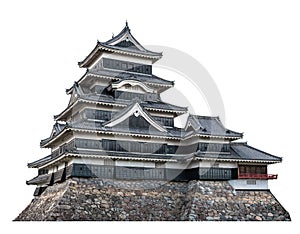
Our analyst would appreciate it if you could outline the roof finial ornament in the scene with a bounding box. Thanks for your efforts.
[125,20,130,32]
[112,33,114,38]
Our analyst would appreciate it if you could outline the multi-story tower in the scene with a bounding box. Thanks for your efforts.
[27,23,281,196]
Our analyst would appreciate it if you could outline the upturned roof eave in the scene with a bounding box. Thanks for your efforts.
[40,127,69,148]
[66,71,174,95]
[54,97,188,122]
[78,42,162,68]
[32,150,195,169]
[230,142,283,162]
[183,133,242,140]
[104,22,162,56]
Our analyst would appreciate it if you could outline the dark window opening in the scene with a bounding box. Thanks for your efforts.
[239,165,267,175]
[102,58,152,75]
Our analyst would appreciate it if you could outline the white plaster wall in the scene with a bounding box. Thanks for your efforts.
[187,161,237,169]
[165,162,190,169]
[49,167,56,173]
[118,86,144,93]
[199,161,237,168]
[115,160,155,168]
[72,157,105,166]
[187,160,200,169]
[181,136,230,145]
[72,132,102,140]
[51,133,74,152]
[89,79,111,88]
[229,179,269,190]
[67,159,74,166]
[57,162,66,170]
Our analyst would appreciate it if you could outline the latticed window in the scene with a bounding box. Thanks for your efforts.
[38,169,48,175]
[85,109,111,121]
[200,143,208,151]
[152,116,174,127]
[239,165,267,174]
[102,58,152,75]
[104,159,115,166]
[75,139,101,149]
[101,139,169,154]
[199,143,229,152]
[115,90,145,101]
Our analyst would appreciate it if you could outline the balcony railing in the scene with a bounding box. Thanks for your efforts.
[239,173,278,180]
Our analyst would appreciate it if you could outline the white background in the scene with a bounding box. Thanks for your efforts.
[0,0,299,232]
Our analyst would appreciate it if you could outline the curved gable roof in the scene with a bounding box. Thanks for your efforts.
[111,79,156,93]
[78,22,162,68]
[104,101,167,132]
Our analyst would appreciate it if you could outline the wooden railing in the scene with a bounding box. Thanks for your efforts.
[239,173,278,179]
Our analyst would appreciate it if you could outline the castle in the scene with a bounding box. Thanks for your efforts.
[27,22,281,197]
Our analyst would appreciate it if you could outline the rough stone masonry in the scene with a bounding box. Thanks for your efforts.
[15,178,290,221]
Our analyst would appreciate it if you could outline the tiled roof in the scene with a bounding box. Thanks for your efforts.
[70,149,187,161]
[141,101,188,113]
[89,69,174,86]
[230,142,282,162]
[77,93,187,112]
[101,22,161,57]
[78,23,162,68]
[195,142,281,163]
[26,174,51,185]
[41,123,67,145]
[97,42,162,57]
[52,122,66,135]
[70,120,183,139]
[28,155,52,168]
[186,115,242,138]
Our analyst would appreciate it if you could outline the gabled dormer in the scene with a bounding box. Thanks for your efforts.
[50,122,66,138]
[67,82,83,106]
[185,115,206,132]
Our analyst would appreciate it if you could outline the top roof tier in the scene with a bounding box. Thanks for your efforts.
[78,22,163,68]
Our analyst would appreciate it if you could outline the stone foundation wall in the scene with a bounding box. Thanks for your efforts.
[15,178,290,221]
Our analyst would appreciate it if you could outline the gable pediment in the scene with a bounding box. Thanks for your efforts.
[111,80,156,93]
[104,102,167,132]
[106,24,146,52]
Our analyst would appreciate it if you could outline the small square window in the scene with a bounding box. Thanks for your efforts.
[246,179,256,185]
[121,63,127,70]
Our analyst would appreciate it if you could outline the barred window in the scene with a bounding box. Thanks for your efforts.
[102,58,152,75]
